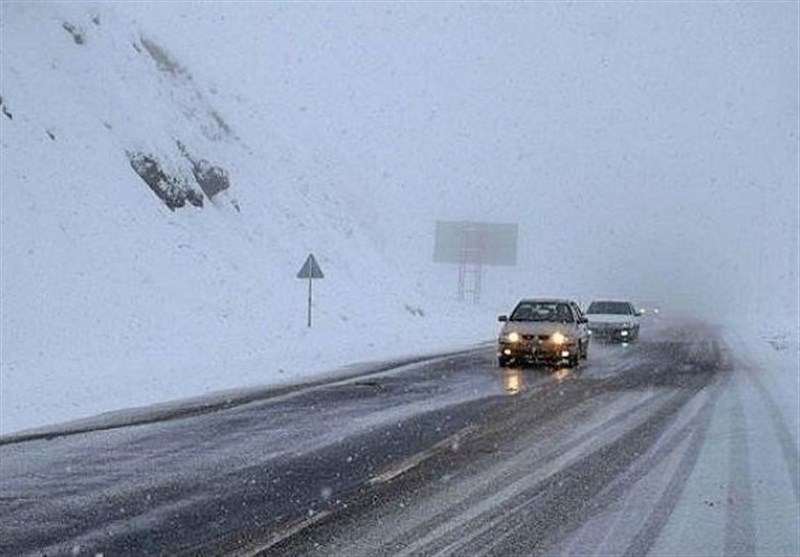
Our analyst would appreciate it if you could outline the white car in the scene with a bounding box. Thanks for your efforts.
[497,299,590,367]
[585,300,641,343]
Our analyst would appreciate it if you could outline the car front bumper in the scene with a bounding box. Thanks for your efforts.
[588,325,638,343]
[498,341,577,364]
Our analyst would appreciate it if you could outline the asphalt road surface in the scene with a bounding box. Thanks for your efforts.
[1,319,735,556]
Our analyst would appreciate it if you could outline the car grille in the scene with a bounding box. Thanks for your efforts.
[522,334,550,341]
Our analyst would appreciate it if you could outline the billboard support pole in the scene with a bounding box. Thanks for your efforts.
[433,221,518,305]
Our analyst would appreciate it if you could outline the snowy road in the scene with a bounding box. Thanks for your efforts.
[1,321,797,556]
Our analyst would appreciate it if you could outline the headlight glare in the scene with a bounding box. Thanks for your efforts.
[552,332,567,345]
[506,331,520,343]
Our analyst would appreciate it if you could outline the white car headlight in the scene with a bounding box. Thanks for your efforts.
[551,332,568,345]
[621,330,629,337]
[506,331,521,343]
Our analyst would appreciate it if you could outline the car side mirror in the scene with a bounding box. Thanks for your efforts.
[498,315,508,322]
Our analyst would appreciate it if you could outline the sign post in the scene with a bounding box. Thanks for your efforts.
[296,253,325,327]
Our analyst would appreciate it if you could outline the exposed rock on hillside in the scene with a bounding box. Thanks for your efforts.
[62,22,85,45]
[176,143,229,198]
[192,159,230,199]
[140,37,186,78]
[1,95,13,120]
[176,141,233,202]
[127,151,203,210]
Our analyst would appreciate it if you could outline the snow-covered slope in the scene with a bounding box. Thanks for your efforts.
[2,2,797,435]
[0,3,491,434]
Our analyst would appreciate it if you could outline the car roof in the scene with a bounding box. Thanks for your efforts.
[516,298,575,304]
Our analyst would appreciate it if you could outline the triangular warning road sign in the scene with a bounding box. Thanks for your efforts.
[297,253,325,279]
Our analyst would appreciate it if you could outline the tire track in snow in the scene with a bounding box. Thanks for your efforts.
[482,380,718,556]
[617,341,730,556]
[723,377,756,557]
[536,366,726,557]
[262,330,726,557]
[742,362,800,502]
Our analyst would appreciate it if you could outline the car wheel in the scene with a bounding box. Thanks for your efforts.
[498,357,510,368]
[580,341,588,360]
[569,355,579,368]
[569,347,580,368]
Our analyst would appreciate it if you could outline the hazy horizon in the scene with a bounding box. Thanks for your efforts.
[126,1,798,321]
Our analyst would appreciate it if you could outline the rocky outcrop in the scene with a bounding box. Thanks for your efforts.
[62,22,85,45]
[127,151,203,211]
[0,95,12,120]
[176,141,232,200]
[140,37,185,78]
[191,159,230,199]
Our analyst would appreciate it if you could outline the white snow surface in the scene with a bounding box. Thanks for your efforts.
[1,2,798,435]
[650,326,800,556]
[0,3,495,435]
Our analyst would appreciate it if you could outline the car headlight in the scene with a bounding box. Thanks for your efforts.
[551,332,568,345]
[621,330,629,337]
[505,332,521,343]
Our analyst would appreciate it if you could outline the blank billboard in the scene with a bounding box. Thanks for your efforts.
[434,221,518,266]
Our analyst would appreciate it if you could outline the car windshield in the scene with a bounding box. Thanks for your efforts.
[511,302,574,322]
[586,301,633,315]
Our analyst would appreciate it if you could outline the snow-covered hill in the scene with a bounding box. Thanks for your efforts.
[2,2,797,435]
[0,3,492,434]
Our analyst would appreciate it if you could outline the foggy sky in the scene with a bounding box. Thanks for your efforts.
[133,2,799,324]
